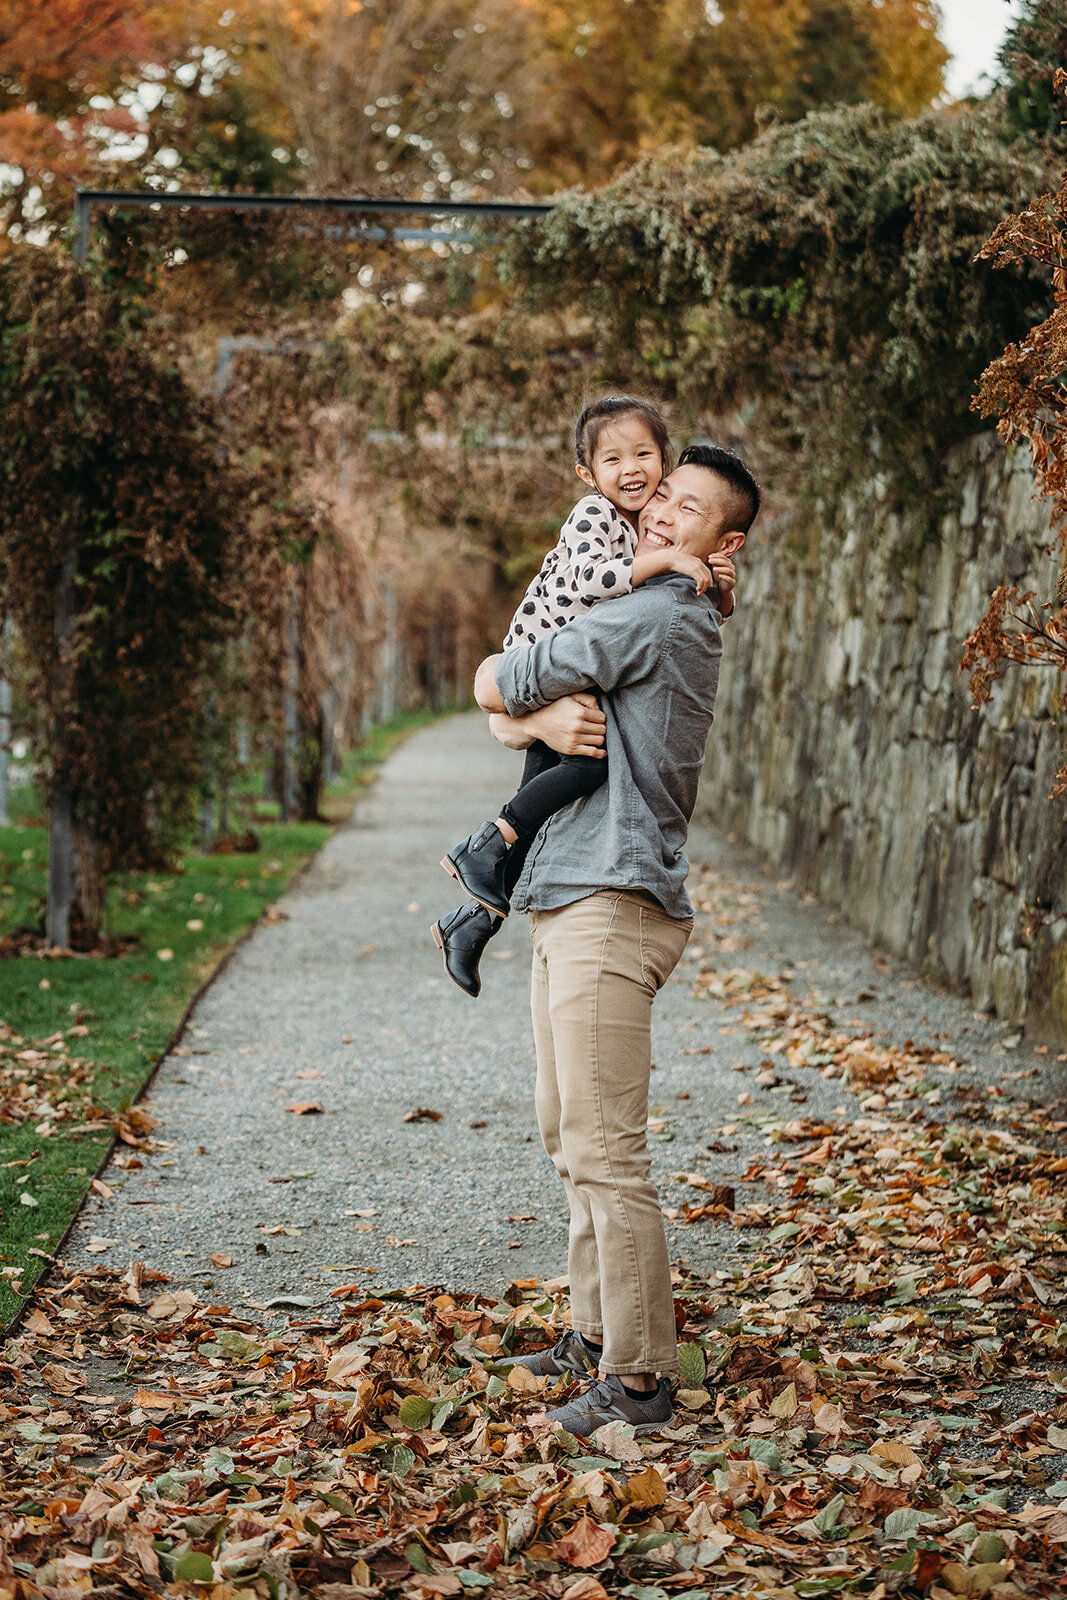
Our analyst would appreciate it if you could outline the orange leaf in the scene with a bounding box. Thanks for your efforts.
[284,1101,324,1115]
[550,1515,615,1568]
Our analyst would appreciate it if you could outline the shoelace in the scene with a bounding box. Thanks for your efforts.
[564,1378,619,1413]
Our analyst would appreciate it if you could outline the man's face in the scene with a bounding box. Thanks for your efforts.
[636,465,744,563]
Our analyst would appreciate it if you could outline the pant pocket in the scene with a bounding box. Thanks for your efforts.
[640,910,693,992]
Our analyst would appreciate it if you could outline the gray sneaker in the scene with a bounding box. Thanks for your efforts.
[501,1327,598,1380]
[541,1373,674,1438]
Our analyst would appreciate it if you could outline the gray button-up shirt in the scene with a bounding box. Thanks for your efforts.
[494,573,722,920]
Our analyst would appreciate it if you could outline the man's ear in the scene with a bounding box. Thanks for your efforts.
[576,464,597,490]
[717,530,746,558]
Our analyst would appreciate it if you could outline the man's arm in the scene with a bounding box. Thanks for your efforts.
[474,653,506,713]
[488,698,607,757]
[492,590,675,718]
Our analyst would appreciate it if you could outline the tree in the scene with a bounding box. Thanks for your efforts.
[1,0,951,234]
[0,247,250,943]
[998,0,1067,141]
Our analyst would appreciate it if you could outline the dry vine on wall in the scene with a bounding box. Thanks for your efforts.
[962,68,1067,787]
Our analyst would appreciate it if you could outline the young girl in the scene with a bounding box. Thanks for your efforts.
[432,395,736,997]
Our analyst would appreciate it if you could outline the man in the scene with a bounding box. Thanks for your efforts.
[472,444,761,1437]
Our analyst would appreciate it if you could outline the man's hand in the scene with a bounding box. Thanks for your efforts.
[490,694,607,758]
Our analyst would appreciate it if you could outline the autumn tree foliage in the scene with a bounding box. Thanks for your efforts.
[0,0,950,228]
[0,247,251,940]
[961,71,1067,780]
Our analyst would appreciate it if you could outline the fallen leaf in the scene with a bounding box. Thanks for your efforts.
[550,1515,616,1568]
[624,1465,667,1507]
[283,1101,324,1115]
[404,1107,442,1122]
[209,1253,233,1269]
[38,1363,87,1396]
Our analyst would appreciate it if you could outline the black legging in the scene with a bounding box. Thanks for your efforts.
[499,739,607,895]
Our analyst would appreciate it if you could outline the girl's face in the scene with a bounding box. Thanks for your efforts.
[580,416,666,517]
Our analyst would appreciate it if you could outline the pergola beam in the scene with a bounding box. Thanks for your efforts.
[73,188,554,263]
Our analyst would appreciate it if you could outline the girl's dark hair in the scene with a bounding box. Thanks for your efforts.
[574,395,671,471]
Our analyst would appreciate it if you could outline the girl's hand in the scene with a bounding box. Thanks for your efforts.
[709,552,738,617]
[670,552,714,595]
[709,552,737,594]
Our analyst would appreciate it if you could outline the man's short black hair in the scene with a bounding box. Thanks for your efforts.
[677,442,761,534]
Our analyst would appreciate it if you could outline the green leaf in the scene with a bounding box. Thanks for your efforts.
[622,1586,670,1600]
[398,1395,434,1430]
[485,1374,507,1400]
[173,1551,215,1583]
[883,1508,941,1539]
[813,1494,847,1537]
[456,1574,494,1590]
[199,1329,270,1363]
[744,1439,783,1471]
[380,1443,416,1478]
[405,1542,434,1574]
[202,1448,235,1483]
[677,1343,707,1386]
[320,1491,357,1516]
[630,1532,675,1554]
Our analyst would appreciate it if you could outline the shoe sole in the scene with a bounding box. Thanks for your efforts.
[430,920,479,998]
[551,1411,674,1437]
[440,855,509,919]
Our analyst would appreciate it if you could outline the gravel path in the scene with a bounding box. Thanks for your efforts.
[63,713,1062,1314]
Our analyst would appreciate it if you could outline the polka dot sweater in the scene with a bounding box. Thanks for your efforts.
[502,494,636,652]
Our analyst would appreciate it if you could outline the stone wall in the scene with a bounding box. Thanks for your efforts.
[699,433,1067,1040]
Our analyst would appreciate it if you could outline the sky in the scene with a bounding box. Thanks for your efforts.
[939,0,1027,98]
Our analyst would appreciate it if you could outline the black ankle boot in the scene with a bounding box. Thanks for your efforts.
[441,821,513,918]
[431,901,501,997]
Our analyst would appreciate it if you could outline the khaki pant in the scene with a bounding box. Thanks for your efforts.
[529,891,692,1376]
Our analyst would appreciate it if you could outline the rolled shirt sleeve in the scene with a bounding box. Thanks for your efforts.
[494,589,676,716]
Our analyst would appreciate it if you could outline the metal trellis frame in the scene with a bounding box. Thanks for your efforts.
[72,188,554,264]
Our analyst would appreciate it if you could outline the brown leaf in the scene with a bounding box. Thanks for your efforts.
[131,1389,183,1410]
[284,1101,324,1115]
[209,1252,233,1269]
[404,1107,442,1122]
[623,1465,668,1507]
[39,1363,87,1395]
[550,1515,615,1568]
[871,1438,920,1468]
[564,1580,610,1600]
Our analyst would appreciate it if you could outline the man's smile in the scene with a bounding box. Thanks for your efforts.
[643,528,673,549]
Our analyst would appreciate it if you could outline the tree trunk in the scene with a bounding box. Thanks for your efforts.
[46,542,77,949]
[280,573,302,822]
[72,818,107,940]
[0,616,12,827]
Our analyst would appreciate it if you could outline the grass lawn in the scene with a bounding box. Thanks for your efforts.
[0,711,435,1327]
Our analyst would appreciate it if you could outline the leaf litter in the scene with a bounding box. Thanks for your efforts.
[3,889,1067,1595]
